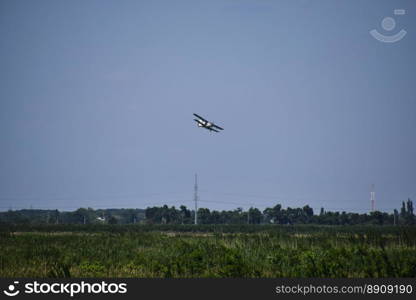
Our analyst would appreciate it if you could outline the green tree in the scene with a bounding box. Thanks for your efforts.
[406,198,414,225]
[108,216,118,224]
[198,208,211,224]
[180,205,191,224]
[248,207,262,224]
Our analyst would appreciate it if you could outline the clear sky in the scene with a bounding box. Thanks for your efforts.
[1,0,415,213]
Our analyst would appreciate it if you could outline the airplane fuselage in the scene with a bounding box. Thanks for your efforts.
[197,120,212,128]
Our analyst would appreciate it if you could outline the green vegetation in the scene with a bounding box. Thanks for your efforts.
[2,199,414,226]
[0,208,145,225]
[1,225,415,278]
[144,201,413,225]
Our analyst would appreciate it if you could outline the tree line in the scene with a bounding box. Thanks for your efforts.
[0,199,414,225]
[145,199,415,225]
[0,208,145,225]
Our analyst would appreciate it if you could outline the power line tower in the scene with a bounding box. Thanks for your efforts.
[194,173,198,225]
[370,184,376,212]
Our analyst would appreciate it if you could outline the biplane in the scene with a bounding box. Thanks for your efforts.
[193,113,224,133]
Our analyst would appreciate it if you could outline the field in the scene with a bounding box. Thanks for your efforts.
[1,225,416,277]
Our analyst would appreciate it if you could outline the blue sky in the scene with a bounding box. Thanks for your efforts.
[0,0,415,213]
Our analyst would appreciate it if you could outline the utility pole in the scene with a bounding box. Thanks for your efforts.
[370,184,376,212]
[194,173,198,225]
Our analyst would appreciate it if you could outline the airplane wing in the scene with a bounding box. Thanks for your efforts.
[212,124,224,130]
[193,119,204,125]
[210,128,220,132]
[193,113,207,122]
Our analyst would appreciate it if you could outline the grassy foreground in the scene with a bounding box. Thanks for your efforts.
[1,225,416,277]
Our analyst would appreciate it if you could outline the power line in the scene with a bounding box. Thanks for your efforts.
[0,191,191,202]
[199,199,255,207]
[0,199,195,211]
[199,190,285,200]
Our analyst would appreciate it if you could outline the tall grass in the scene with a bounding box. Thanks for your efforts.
[0,225,415,277]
